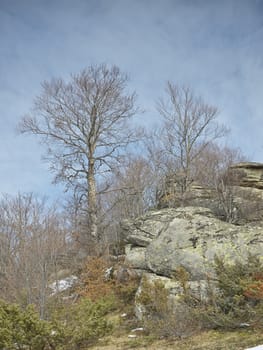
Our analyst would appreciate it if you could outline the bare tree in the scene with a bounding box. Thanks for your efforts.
[19,64,139,246]
[144,127,178,208]
[192,143,246,188]
[80,155,155,254]
[0,193,67,317]
[106,156,154,216]
[192,143,247,222]
[157,83,227,203]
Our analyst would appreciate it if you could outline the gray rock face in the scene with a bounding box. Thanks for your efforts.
[123,206,263,280]
[121,209,179,247]
[157,162,263,224]
[230,162,263,189]
[125,245,147,269]
[122,162,263,324]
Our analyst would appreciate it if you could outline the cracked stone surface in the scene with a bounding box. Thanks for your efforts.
[122,206,263,280]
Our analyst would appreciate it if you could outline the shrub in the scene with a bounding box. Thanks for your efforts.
[79,256,140,310]
[200,254,263,329]
[136,255,263,338]
[244,281,263,301]
[78,256,115,301]
[114,272,140,308]
[0,300,62,350]
[52,296,114,349]
[0,295,115,350]
[136,276,199,338]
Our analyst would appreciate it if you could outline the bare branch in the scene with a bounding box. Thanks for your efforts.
[18,64,140,245]
[156,83,228,203]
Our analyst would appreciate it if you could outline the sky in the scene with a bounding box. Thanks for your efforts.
[0,0,263,201]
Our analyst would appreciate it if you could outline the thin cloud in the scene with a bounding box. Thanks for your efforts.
[0,0,262,197]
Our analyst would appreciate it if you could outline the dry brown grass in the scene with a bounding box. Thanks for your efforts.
[89,329,263,350]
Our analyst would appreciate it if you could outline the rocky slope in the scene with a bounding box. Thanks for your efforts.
[121,163,263,317]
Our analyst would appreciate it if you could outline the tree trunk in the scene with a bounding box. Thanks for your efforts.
[87,159,98,243]
[39,261,47,320]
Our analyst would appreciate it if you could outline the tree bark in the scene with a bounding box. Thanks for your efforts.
[87,158,98,242]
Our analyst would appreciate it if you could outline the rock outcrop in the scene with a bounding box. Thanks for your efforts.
[121,162,263,326]
[230,162,263,189]
[158,162,263,224]
[122,206,263,280]
[122,205,263,320]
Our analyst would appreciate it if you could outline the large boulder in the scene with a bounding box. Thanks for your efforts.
[122,163,263,328]
[122,206,263,280]
[121,209,178,247]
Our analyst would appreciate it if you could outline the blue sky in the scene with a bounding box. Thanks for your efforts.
[0,0,263,200]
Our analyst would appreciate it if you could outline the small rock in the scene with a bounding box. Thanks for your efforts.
[131,327,144,333]
[49,275,78,295]
[128,334,137,338]
[239,323,250,328]
[104,266,114,280]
